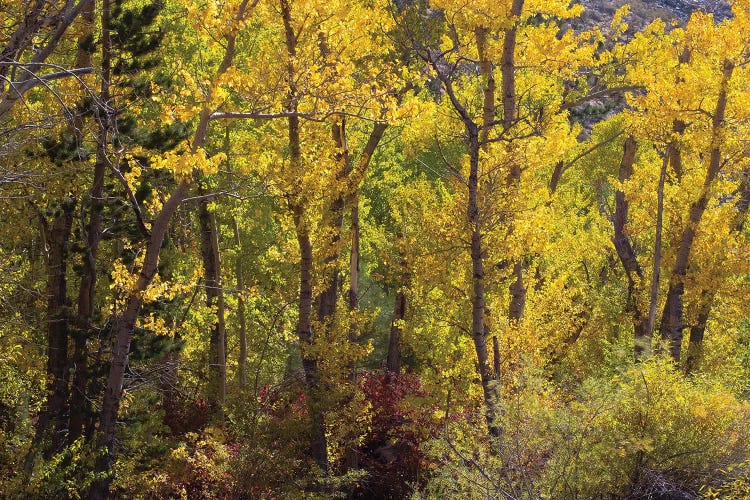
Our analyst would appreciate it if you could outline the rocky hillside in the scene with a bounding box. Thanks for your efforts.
[654,0,731,20]
[579,0,731,32]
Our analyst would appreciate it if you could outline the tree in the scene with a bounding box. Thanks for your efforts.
[400,0,601,438]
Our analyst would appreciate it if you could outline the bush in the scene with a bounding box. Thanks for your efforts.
[417,358,750,499]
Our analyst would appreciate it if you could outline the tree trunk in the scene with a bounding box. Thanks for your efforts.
[293,205,329,475]
[88,181,190,499]
[281,0,328,476]
[502,0,527,323]
[644,153,667,341]
[233,218,248,390]
[29,197,76,464]
[468,126,500,436]
[69,0,108,444]
[611,137,652,357]
[348,195,360,341]
[386,243,408,374]
[659,60,733,362]
[684,171,750,373]
[684,291,713,374]
[314,120,348,330]
[200,198,226,412]
[667,48,691,181]
[501,0,524,133]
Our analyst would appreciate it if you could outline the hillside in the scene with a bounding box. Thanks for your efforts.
[581,0,732,31]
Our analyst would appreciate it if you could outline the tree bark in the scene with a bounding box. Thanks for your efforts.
[280,0,328,475]
[315,120,349,329]
[684,291,713,374]
[659,60,733,362]
[30,197,76,463]
[684,172,750,373]
[468,125,500,436]
[501,0,524,133]
[611,137,652,357]
[502,0,526,324]
[69,0,108,444]
[292,204,329,475]
[199,198,226,411]
[667,48,691,181]
[645,153,667,340]
[386,240,408,374]
[88,181,189,499]
[348,195,360,339]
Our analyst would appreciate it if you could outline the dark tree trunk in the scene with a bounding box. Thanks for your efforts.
[501,0,524,133]
[87,1,249,490]
[685,291,713,374]
[314,120,348,329]
[348,195,360,341]
[386,245,408,374]
[468,126,500,436]
[508,261,526,323]
[199,198,226,411]
[611,137,652,357]
[293,205,329,474]
[281,0,328,476]
[659,60,733,362]
[88,181,190,499]
[386,289,406,374]
[502,0,527,324]
[69,0,109,444]
[684,168,750,373]
[31,197,76,460]
[667,48,691,181]
[644,153,667,341]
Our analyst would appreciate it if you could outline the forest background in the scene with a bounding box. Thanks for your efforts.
[1,0,750,498]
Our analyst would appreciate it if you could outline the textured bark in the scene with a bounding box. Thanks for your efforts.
[474,24,504,400]
[668,120,686,181]
[684,291,713,374]
[508,261,527,323]
[69,0,107,444]
[502,0,526,323]
[549,161,564,194]
[348,197,360,338]
[280,0,328,475]
[200,199,227,411]
[659,60,733,363]
[684,173,750,373]
[88,181,190,499]
[468,126,500,436]
[476,26,495,146]
[31,198,76,461]
[501,0,524,133]
[292,204,329,474]
[492,335,501,380]
[645,154,667,340]
[386,289,407,375]
[667,49,691,181]
[610,137,651,357]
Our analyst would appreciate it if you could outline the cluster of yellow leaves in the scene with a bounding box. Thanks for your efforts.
[150,144,226,181]
[111,257,202,306]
